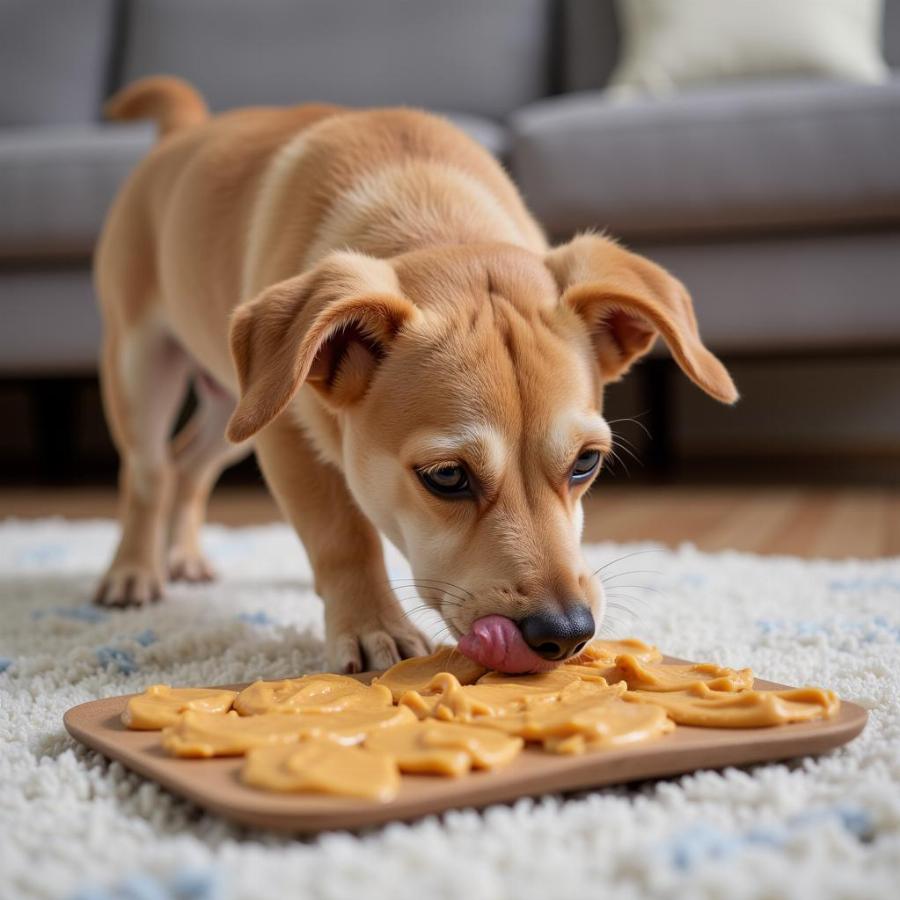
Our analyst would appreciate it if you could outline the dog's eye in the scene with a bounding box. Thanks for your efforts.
[418,464,472,499]
[570,448,602,484]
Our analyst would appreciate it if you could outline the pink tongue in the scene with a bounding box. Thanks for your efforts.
[457,615,558,674]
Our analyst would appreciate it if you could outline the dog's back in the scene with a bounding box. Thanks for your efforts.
[96,77,545,386]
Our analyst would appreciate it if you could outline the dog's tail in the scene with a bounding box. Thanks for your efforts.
[104,75,209,138]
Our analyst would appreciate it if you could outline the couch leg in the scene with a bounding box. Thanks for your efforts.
[29,378,79,483]
[638,357,675,480]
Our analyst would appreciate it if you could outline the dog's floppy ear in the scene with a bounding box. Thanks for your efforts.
[546,234,737,404]
[227,252,418,442]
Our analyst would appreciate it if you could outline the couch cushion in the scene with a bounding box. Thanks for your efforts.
[119,0,552,120]
[607,0,888,97]
[0,114,506,263]
[638,230,900,351]
[562,0,900,91]
[510,78,900,239]
[0,268,102,374]
[0,124,154,261]
[0,0,115,126]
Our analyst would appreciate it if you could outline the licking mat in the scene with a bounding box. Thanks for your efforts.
[64,659,867,833]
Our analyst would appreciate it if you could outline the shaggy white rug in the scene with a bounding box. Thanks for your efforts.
[1,518,898,900]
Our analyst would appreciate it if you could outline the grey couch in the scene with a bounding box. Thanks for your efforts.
[2,0,899,380]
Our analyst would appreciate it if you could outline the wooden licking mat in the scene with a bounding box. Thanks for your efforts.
[64,657,867,833]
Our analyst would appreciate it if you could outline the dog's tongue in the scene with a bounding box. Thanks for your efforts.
[457,615,557,674]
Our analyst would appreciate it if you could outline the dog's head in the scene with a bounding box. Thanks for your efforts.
[227,236,736,672]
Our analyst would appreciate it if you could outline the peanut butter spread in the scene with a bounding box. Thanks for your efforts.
[366,721,524,776]
[162,705,417,757]
[371,646,487,700]
[121,685,238,729]
[624,682,840,727]
[610,654,755,693]
[162,710,315,757]
[124,638,841,802]
[243,742,399,801]
[400,672,611,721]
[234,673,392,715]
[573,638,663,666]
[475,668,584,691]
[476,685,672,747]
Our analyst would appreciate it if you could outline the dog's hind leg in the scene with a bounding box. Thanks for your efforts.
[95,316,192,606]
[166,374,252,582]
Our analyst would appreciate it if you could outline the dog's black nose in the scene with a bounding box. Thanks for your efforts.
[518,605,595,661]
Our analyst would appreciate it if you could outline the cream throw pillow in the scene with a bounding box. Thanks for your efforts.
[609,0,889,96]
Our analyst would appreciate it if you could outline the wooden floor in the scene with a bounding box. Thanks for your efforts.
[1,484,896,559]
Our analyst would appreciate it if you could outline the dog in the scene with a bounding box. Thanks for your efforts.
[93,76,736,674]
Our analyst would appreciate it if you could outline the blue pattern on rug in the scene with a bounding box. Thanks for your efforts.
[16,542,68,566]
[236,610,277,626]
[70,868,219,900]
[665,806,874,872]
[95,647,138,675]
[32,604,110,624]
[828,576,900,592]
[133,629,158,647]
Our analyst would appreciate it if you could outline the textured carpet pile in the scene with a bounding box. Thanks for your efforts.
[1,518,898,899]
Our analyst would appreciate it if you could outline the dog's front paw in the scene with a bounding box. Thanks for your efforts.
[326,609,432,674]
[167,546,217,583]
[94,563,163,608]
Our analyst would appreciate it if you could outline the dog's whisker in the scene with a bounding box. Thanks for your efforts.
[610,437,643,468]
[606,596,632,612]
[600,586,654,604]
[397,596,457,615]
[597,580,659,602]
[394,602,463,618]
[390,587,464,607]
[388,583,471,606]
[596,611,634,633]
[396,599,453,641]
[443,643,467,664]
[599,569,662,583]
[394,595,463,611]
[602,584,656,601]
[601,583,665,597]
[602,590,648,608]
[401,604,445,618]
[604,588,650,606]
[604,446,630,476]
[596,626,626,640]
[609,431,642,454]
[590,549,661,579]
[597,619,630,637]
[429,626,456,646]
[428,578,477,601]
[607,428,645,456]
[599,605,633,621]
[604,591,651,609]
[605,414,652,440]
[604,600,639,616]
[388,578,475,600]
[608,428,642,460]
[388,578,472,599]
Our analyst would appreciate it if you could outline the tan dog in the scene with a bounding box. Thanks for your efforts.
[94,76,736,674]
